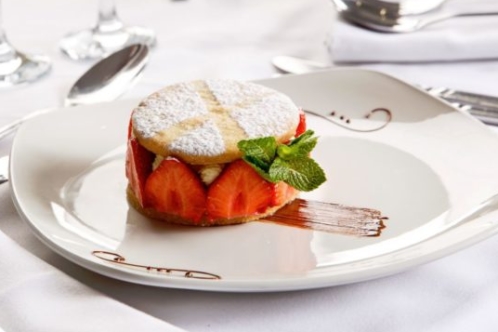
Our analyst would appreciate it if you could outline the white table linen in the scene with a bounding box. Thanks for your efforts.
[2,0,498,331]
[329,0,498,63]
[0,229,184,332]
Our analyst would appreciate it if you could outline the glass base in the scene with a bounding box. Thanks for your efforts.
[0,52,51,88]
[59,25,156,60]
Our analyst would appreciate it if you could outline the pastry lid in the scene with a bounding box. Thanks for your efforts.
[131,79,300,164]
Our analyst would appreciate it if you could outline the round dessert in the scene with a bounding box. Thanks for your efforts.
[125,79,324,226]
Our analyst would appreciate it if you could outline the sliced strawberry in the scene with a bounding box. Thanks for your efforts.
[271,181,298,207]
[126,138,155,207]
[207,160,273,221]
[144,158,207,222]
[295,110,307,137]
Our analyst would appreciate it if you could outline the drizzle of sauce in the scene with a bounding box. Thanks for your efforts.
[304,107,392,132]
[265,199,387,237]
[92,251,221,280]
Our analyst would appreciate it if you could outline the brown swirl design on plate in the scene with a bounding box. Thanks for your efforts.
[304,107,392,132]
[92,251,221,280]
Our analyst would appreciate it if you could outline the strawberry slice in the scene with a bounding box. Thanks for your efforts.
[126,138,155,207]
[144,158,207,222]
[271,181,298,207]
[295,110,307,137]
[207,160,273,221]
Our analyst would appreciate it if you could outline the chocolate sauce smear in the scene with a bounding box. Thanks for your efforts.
[265,199,387,237]
[93,200,386,278]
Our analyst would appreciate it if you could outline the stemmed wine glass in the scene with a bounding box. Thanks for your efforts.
[59,0,156,60]
[0,0,51,87]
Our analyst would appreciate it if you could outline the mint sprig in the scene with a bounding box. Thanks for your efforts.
[277,130,317,160]
[237,130,326,191]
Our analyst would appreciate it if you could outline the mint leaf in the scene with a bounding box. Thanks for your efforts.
[277,130,317,160]
[289,130,317,155]
[237,130,326,191]
[289,129,315,145]
[269,157,326,191]
[289,129,314,147]
[241,155,275,182]
[237,137,277,171]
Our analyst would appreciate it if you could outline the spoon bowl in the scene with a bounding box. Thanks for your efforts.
[332,0,498,33]
[65,43,148,106]
[0,43,149,140]
[332,0,447,18]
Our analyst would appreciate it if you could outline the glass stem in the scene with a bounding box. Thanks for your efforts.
[95,0,124,33]
[0,0,19,65]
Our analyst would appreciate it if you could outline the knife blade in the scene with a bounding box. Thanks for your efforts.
[272,56,498,125]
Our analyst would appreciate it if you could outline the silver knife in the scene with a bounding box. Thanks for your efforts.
[272,55,498,125]
[423,87,498,126]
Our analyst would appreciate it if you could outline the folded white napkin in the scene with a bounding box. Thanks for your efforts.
[328,0,498,63]
[0,230,185,332]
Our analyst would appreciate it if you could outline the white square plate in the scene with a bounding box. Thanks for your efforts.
[9,69,498,292]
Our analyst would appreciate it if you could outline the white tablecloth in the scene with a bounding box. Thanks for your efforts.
[329,0,498,63]
[2,0,498,331]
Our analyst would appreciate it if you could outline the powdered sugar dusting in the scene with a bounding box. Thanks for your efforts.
[206,79,300,138]
[206,79,269,106]
[132,79,300,160]
[132,82,208,138]
[169,120,226,157]
[231,94,299,138]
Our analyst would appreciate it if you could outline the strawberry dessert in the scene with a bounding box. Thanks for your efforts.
[126,79,325,226]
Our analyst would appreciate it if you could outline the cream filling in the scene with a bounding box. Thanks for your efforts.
[152,155,165,170]
[152,154,223,186]
[198,164,223,186]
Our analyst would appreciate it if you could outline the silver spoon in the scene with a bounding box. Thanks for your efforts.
[0,43,149,140]
[333,0,447,18]
[272,55,329,75]
[332,0,498,33]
